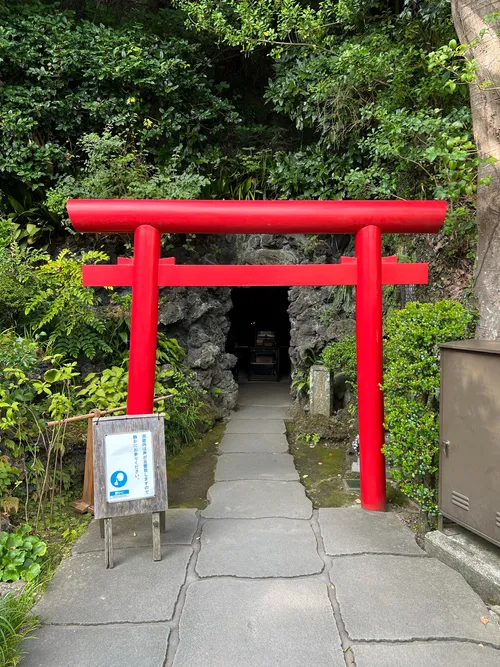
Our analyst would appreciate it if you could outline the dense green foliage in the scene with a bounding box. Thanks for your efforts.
[0,1,235,206]
[46,133,209,218]
[383,301,473,515]
[0,524,47,583]
[321,335,357,390]
[0,0,484,248]
[0,243,126,359]
[177,0,482,249]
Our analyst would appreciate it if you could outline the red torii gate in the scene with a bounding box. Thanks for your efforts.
[67,199,446,512]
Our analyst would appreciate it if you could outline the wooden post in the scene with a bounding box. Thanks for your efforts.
[160,510,166,534]
[152,512,161,561]
[104,518,113,569]
[71,410,99,514]
[83,410,98,506]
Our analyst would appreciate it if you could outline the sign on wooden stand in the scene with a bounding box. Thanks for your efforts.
[93,414,168,568]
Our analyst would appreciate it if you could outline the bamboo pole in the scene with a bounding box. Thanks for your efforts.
[46,395,173,427]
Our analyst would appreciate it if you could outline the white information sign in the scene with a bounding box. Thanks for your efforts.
[105,431,155,503]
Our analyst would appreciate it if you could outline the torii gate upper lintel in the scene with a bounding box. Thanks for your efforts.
[67,199,446,512]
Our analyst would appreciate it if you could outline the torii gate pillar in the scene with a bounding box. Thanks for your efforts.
[68,199,446,512]
[127,225,161,415]
[356,225,385,510]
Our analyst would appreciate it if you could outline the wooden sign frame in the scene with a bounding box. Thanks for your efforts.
[92,413,168,567]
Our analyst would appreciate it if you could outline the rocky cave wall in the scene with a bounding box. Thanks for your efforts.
[157,233,355,411]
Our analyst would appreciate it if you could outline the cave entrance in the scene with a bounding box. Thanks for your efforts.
[226,287,291,382]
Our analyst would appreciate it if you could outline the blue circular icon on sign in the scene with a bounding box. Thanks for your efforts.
[111,471,127,488]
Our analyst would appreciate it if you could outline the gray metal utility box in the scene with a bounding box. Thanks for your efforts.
[439,340,500,547]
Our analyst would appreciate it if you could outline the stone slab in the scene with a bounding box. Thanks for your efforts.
[329,555,500,643]
[318,507,423,556]
[196,518,323,577]
[237,384,293,407]
[202,481,312,519]
[20,624,169,667]
[231,405,291,420]
[73,509,198,554]
[352,642,500,667]
[425,526,500,605]
[225,419,285,434]
[172,579,345,667]
[215,453,299,481]
[34,546,191,624]
[309,365,332,417]
[218,432,289,454]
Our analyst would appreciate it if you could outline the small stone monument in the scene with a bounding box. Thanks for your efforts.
[309,364,333,417]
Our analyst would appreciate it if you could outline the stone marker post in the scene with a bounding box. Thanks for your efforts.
[309,365,333,417]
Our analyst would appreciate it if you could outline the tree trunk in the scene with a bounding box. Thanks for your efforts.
[452,0,500,338]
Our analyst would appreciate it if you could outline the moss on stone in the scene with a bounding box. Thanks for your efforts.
[167,422,225,509]
[288,427,358,508]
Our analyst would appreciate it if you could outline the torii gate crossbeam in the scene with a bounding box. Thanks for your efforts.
[68,199,446,512]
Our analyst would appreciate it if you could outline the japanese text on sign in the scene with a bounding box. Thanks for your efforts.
[105,431,155,503]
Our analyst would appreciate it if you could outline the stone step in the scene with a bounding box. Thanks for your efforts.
[196,518,322,578]
[218,432,289,454]
[330,554,500,643]
[201,481,312,519]
[226,419,285,434]
[231,405,291,420]
[318,507,424,556]
[172,579,345,667]
[425,526,500,605]
[237,384,293,407]
[215,453,298,482]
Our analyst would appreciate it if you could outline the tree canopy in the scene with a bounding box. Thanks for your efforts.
[0,0,481,251]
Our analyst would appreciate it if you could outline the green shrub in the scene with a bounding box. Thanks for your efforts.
[0,243,128,361]
[0,356,80,462]
[77,336,208,453]
[321,335,357,393]
[78,366,129,411]
[382,300,473,515]
[0,331,38,373]
[45,132,209,222]
[0,1,236,196]
[156,336,208,451]
[23,248,119,360]
[0,524,47,583]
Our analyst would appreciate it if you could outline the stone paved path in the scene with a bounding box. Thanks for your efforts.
[21,383,500,666]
